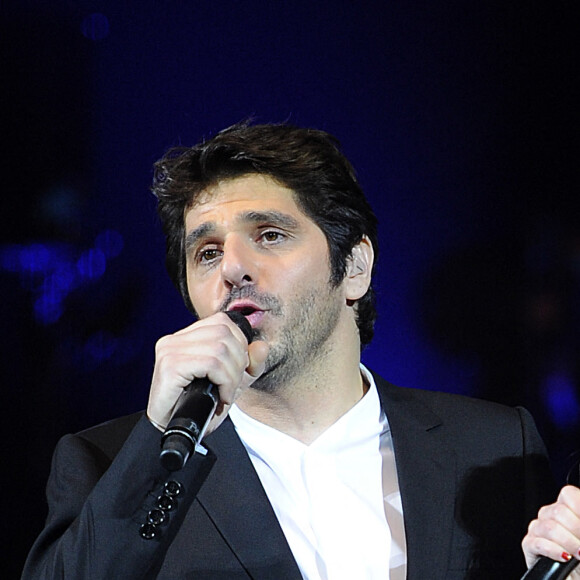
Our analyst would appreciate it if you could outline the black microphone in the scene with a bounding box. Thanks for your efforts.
[520,556,578,580]
[159,311,253,471]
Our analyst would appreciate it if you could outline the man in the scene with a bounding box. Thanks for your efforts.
[23,122,557,579]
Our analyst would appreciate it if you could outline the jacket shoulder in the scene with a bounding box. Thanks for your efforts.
[371,372,548,457]
[374,373,525,421]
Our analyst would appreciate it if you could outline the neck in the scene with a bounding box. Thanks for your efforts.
[236,339,367,445]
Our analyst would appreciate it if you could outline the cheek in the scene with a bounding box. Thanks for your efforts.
[185,270,216,317]
[278,253,332,296]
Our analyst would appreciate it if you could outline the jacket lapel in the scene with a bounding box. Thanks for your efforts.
[375,375,457,580]
[196,376,457,580]
[198,419,302,580]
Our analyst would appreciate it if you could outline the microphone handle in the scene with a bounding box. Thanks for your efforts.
[159,378,217,471]
[521,556,579,580]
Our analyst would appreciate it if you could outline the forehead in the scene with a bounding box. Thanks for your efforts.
[185,174,307,225]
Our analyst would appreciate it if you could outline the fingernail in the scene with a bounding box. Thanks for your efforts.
[562,551,573,561]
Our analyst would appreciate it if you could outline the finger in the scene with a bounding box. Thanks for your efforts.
[559,486,580,515]
[246,341,269,378]
[155,333,247,390]
[525,515,580,564]
[540,493,580,543]
[172,312,247,346]
[216,341,269,409]
[148,316,251,423]
[523,534,574,567]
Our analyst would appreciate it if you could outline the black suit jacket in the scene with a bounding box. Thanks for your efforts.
[23,374,554,579]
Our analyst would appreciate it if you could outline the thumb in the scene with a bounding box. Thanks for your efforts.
[247,340,269,379]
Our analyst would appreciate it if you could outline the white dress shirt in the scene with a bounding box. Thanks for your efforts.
[229,365,406,580]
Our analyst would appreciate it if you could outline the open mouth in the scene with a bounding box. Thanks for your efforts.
[228,303,266,328]
[234,305,260,316]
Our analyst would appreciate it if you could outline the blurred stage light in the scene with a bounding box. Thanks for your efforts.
[77,248,107,280]
[0,230,124,325]
[544,369,580,430]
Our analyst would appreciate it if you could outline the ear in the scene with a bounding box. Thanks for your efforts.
[344,235,374,302]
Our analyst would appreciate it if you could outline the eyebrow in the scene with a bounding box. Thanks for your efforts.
[184,210,301,253]
[242,210,300,230]
[184,222,215,253]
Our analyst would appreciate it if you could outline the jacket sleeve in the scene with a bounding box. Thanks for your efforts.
[22,416,216,579]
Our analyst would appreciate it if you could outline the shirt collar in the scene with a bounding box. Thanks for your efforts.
[229,364,388,457]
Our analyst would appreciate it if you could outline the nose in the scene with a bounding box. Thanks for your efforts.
[220,235,255,289]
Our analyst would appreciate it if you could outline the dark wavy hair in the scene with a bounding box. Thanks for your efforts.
[151,122,379,346]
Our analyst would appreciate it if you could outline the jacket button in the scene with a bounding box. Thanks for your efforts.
[164,480,183,497]
[148,508,166,526]
[139,523,158,540]
[156,494,175,511]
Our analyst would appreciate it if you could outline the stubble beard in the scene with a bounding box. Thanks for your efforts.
[250,282,344,394]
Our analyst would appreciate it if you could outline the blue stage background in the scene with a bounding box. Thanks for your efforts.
[3,2,578,575]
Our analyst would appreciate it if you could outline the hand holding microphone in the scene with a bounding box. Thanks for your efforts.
[146,311,268,471]
[522,485,580,580]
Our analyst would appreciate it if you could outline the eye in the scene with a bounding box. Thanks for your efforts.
[260,230,285,244]
[198,247,222,264]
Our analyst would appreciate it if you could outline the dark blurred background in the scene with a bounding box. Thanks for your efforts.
[2,1,578,576]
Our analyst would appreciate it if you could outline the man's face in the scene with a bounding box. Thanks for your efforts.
[183,174,348,391]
